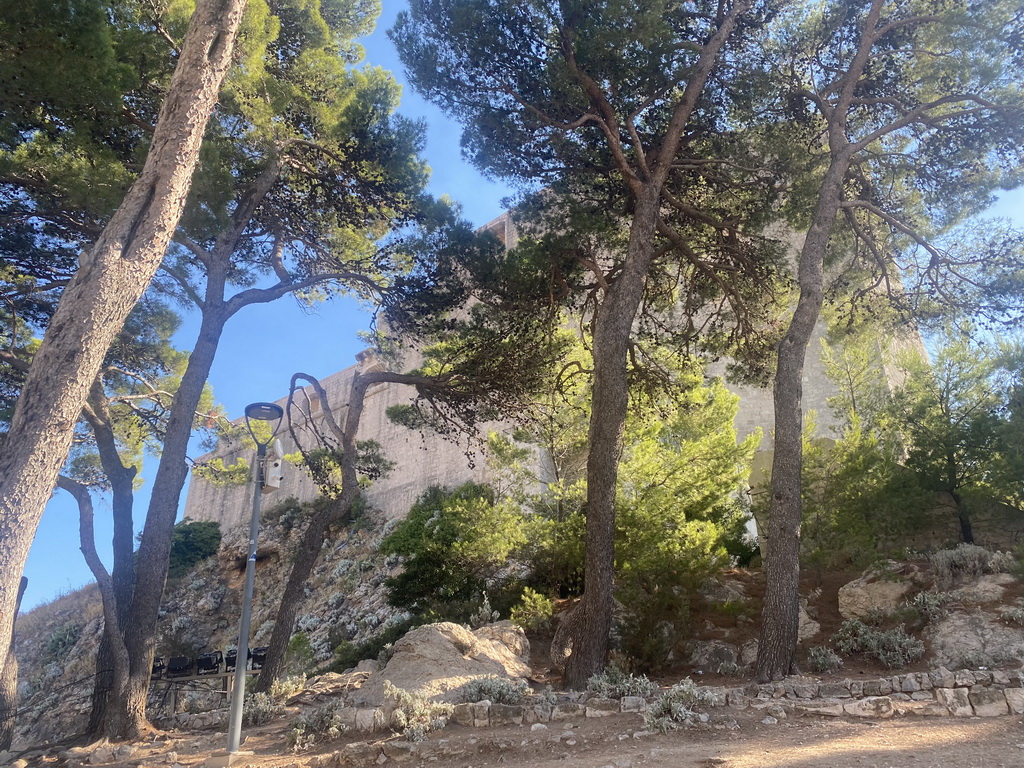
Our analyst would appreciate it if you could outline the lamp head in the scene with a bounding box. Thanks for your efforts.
[243,401,284,447]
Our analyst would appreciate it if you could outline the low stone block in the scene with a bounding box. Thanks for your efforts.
[355,708,384,732]
[954,669,976,687]
[935,687,972,716]
[892,700,949,717]
[472,701,490,727]
[382,741,418,762]
[910,691,934,701]
[727,692,751,710]
[862,680,882,697]
[877,678,893,695]
[969,688,1009,717]
[585,699,618,718]
[490,704,524,725]
[791,684,819,699]
[849,681,863,698]
[552,702,583,721]
[792,699,845,717]
[917,673,932,690]
[451,703,474,727]
[531,703,552,723]
[974,670,993,685]
[930,667,955,689]
[992,671,1011,687]
[819,683,851,699]
[901,675,920,693]
[620,696,646,713]
[1005,688,1024,714]
[843,696,894,718]
[336,742,382,766]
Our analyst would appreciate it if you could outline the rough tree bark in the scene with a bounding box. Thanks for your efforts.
[560,4,752,689]
[253,369,441,693]
[57,476,134,739]
[0,0,248,740]
[754,1,877,682]
[0,577,27,751]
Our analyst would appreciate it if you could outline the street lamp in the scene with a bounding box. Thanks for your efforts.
[225,401,284,756]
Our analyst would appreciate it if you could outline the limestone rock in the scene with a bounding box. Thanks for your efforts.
[690,640,739,670]
[798,606,820,641]
[934,687,973,716]
[925,610,1024,668]
[969,688,1009,717]
[349,621,530,705]
[951,573,1016,604]
[843,696,894,718]
[837,563,915,620]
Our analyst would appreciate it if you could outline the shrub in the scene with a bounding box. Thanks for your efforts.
[331,617,416,670]
[167,520,221,579]
[831,619,924,669]
[383,681,453,742]
[286,632,315,675]
[457,676,530,704]
[510,587,556,631]
[1000,606,1024,626]
[930,544,1007,589]
[587,666,657,699]
[806,646,844,674]
[44,621,82,662]
[270,675,306,701]
[242,692,284,726]
[905,591,956,623]
[287,703,349,752]
[643,679,712,732]
[381,484,528,623]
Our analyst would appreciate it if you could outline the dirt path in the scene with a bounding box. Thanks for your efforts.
[135,710,1024,768]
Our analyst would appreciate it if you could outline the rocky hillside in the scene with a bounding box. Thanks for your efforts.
[12,496,1024,750]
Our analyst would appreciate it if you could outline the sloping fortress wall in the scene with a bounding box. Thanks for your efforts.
[183,212,916,528]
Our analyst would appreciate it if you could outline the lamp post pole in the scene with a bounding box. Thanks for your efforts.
[226,402,284,755]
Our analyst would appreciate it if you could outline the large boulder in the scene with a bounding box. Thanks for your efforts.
[838,562,920,620]
[925,609,1024,668]
[349,621,530,705]
[951,573,1016,605]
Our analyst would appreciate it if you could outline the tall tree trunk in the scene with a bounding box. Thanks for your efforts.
[0,578,27,751]
[83,385,138,737]
[253,371,419,693]
[0,0,247,722]
[57,476,136,740]
[562,190,662,689]
[754,158,850,682]
[115,303,230,739]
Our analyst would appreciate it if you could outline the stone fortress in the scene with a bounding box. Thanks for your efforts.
[183,212,912,529]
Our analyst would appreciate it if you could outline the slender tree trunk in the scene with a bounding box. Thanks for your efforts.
[57,476,136,740]
[754,158,850,682]
[84,386,138,737]
[0,578,27,751]
[115,303,230,738]
[253,371,414,693]
[562,190,662,689]
[0,0,247,720]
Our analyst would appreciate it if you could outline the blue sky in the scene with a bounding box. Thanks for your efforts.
[18,4,1024,612]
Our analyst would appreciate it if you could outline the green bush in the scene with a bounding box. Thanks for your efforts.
[287,703,349,752]
[384,681,453,742]
[286,632,315,675]
[930,544,1011,589]
[381,483,528,622]
[44,621,82,662]
[832,619,924,669]
[587,666,657,698]
[167,519,221,579]
[331,618,416,671]
[806,646,844,674]
[643,679,711,732]
[457,676,530,704]
[510,587,555,631]
[242,692,284,726]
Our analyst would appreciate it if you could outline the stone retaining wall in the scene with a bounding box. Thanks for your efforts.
[165,665,1024,735]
